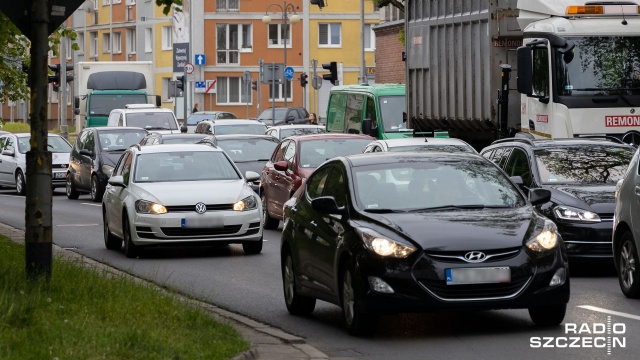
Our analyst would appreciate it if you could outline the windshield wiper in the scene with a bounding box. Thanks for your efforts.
[364,208,407,213]
[145,126,171,130]
[408,204,490,212]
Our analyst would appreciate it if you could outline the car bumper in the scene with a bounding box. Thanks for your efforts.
[130,209,263,246]
[352,247,569,314]
[556,220,614,258]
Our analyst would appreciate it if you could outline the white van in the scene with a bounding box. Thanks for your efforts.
[107,104,181,134]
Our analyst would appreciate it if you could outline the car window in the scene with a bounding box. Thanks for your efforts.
[113,152,130,176]
[323,167,347,207]
[481,149,494,160]
[297,108,309,119]
[345,94,364,134]
[121,152,133,185]
[3,137,15,153]
[215,137,279,162]
[76,130,88,152]
[0,136,7,150]
[272,140,289,163]
[299,138,372,168]
[218,113,237,120]
[284,141,297,171]
[504,148,533,187]
[492,147,513,168]
[306,166,331,199]
[214,124,267,135]
[85,132,95,152]
[97,130,147,151]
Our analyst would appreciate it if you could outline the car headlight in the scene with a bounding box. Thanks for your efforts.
[233,195,258,211]
[553,205,600,223]
[135,200,167,214]
[357,228,416,258]
[526,220,558,252]
[102,165,114,176]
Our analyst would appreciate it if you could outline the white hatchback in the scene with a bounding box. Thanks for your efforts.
[613,146,640,298]
[102,143,263,258]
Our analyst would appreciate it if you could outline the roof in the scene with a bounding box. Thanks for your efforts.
[489,137,633,149]
[112,107,173,114]
[207,119,266,126]
[147,133,207,139]
[134,143,222,154]
[268,124,325,130]
[344,151,485,167]
[330,83,405,96]
[375,137,474,147]
[92,126,148,133]
[211,134,277,140]
[287,133,374,142]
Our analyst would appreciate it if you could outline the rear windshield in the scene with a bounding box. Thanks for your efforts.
[98,130,147,151]
[280,127,325,139]
[214,124,267,135]
[126,112,178,130]
[299,138,372,168]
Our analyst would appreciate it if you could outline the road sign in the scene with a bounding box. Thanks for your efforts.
[261,63,284,84]
[195,81,206,93]
[205,80,217,94]
[312,75,323,90]
[184,63,195,74]
[284,66,295,80]
[243,71,252,83]
[195,54,206,66]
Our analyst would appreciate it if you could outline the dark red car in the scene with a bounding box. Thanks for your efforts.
[260,133,374,229]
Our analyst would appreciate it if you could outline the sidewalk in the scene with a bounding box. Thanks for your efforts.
[0,222,334,360]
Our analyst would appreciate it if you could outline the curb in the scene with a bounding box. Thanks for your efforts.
[0,222,330,360]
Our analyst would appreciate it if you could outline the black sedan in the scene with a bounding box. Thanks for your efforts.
[280,152,569,335]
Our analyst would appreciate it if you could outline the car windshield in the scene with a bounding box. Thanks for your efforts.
[280,127,325,139]
[353,159,526,211]
[534,145,635,184]
[89,94,147,116]
[214,124,267,135]
[380,96,410,133]
[216,137,279,162]
[98,130,147,151]
[126,112,178,130]
[17,135,72,154]
[134,151,240,183]
[258,108,288,120]
[388,144,475,153]
[299,138,372,168]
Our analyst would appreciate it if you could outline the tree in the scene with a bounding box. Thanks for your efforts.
[0,12,30,102]
[374,0,405,12]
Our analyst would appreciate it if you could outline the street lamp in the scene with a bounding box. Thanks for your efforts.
[262,1,300,109]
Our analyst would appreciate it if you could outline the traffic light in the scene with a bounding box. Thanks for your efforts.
[65,64,74,83]
[300,73,308,87]
[48,64,60,92]
[322,61,337,85]
[310,0,325,9]
[251,81,258,91]
[176,75,185,91]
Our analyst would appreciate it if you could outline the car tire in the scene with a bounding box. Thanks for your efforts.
[261,192,279,230]
[528,304,566,326]
[341,259,379,336]
[66,173,79,200]
[282,251,316,315]
[103,209,122,250]
[90,175,104,203]
[617,231,640,298]
[15,170,26,196]
[123,214,141,258]
[243,236,263,255]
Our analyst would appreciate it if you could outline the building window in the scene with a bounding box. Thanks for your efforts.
[102,33,111,53]
[268,80,292,102]
[90,32,98,57]
[162,26,172,50]
[217,24,252,64]
[217,77,251,105]
[216,0,239,12]
[126,0,135,5]
[113,32,122,53]
[268,24,291,48]
[77,32,85,55]
[145,28,152,53]
[319,23,341,47]
[126,29,136,55]
[102,0,110,5]
[364,24,376,51]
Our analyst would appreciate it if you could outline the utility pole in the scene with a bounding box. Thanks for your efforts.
[60,29,68,140]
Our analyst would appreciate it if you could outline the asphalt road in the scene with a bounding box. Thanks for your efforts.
[2,189,639,359]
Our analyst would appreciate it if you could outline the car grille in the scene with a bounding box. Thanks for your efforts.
[160,225,242,237]
[164,204,234,212]
[599,213,614,222]
[419,276,532,301]
[424,247,521,264]
[565,242,613,257]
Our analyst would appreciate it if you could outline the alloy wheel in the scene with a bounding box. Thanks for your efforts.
[284,256,295,305]
[620,240,636,290]
[342,270,355,326]
[15,171,24,195]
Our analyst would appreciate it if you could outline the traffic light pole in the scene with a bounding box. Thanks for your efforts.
[60,30,68,140]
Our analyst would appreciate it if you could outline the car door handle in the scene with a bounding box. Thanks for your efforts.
[635,185,640,196]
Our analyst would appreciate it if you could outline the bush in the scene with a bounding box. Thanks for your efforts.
[2,122,31,133]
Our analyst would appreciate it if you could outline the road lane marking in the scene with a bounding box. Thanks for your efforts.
[578,305,640,321]
[56,224,100,227]
[81,203,102,207]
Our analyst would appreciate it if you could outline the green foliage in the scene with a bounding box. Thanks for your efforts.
[1,122,30,133]
[156,0,183,15]
[0,236,249,359]
[0,12,30,102]
[398,28,405,46]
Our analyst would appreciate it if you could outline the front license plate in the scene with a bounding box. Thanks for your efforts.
[445,267,510,285]
[53,172,65,179]
[181,216,223,229]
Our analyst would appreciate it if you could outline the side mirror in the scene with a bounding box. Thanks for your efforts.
[79,148,93,157]
[274,160,288,171]
[108,175,125,187]
[516,46,533,96]
[245,171,260,182]
[529,188,551,206]
[2,149,15,156]
[311,196,344,215]
[286,115,295,123]
[180,125,188,133]
[74,96,80,109]
[362,118,372,136]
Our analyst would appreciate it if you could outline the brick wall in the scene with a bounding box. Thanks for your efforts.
[374,23,405,84]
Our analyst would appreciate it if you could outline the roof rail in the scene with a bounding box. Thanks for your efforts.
[573,135,625,145]
[491,138,535,146]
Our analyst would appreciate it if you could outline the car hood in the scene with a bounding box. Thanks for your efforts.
[132,179,249,205]
[546,184,616,214]
[357,206,537,251]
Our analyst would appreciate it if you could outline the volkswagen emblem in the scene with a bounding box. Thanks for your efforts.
[195,202,207,214]
[464,251,487,263]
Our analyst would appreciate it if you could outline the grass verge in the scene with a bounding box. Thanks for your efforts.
[0,236,249,359]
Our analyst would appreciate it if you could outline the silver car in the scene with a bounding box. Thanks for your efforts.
[0,133,72,195]
[102,143,263,258]
[613,146,640,298]
[362,137,477,154]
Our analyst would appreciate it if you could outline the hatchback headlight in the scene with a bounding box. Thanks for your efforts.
[553,205,600,223]
[102,165,114,176]
[135,200,167,214]
[233,195,258,211]
[357,228,416,258]
[526,220,558,252]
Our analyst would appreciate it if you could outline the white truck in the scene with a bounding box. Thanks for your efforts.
[74,61,159,131]
[405,0,640,148]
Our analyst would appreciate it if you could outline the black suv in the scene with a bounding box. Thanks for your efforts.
[481,137,635,259]
[67,127,148,202]
[256,107,309,126]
